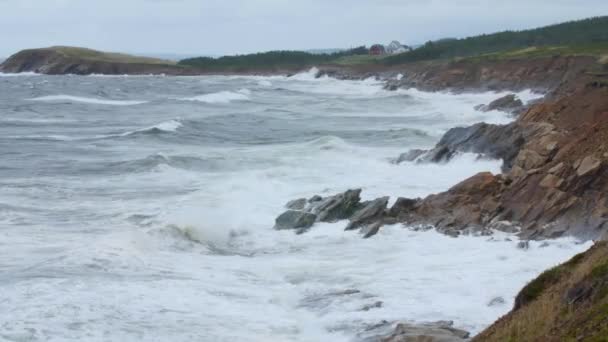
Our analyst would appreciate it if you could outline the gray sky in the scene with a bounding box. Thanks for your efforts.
[1,0,607,57]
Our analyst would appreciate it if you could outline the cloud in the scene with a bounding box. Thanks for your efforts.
[0,0,606,57]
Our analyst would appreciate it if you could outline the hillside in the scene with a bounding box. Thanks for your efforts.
[178,46,368,72]
[474,242,608,341]
[384,16,608,65]
[0,46,190,75]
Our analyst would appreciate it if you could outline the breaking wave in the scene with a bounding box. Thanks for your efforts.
[179,90,250,104]
[27,95,147,106]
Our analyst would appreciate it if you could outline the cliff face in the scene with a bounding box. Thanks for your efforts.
[387,83,608,241]
[474,242,608,341]
[0,47,193,75]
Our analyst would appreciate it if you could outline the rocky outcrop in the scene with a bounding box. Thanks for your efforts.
[278,81,608,241]
[360,320,470,342]
[475,94,524,114]
[396,122,526,171]
[274,190,390,236]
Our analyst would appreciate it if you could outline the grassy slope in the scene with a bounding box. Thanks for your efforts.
[474,242,608,342]
[383,16,608,65]
[43,46,176,65]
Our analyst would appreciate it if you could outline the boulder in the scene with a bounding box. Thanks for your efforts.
[478,94,524,114]
[286,198,307,210]
[274,210,317,231]
[399,122,526,171]
[362,221,384,239]
[346,197,389,230]
[312,189,363,222]
[379,321,470,342]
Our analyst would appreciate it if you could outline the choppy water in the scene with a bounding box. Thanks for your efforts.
[0,70,591,341]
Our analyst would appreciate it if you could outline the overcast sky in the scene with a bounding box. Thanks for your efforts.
[1,0,607,57]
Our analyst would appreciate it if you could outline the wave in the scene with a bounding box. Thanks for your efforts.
[27,95,147,106]
[122,119,183,136]
[0,72,41,77]
[179,90,250,104]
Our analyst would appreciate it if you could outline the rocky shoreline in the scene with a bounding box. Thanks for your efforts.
[275,56,608,341]
[276,56,608,243]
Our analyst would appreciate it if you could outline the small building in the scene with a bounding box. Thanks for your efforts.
[386,40,412,55]
[369,44,386,55]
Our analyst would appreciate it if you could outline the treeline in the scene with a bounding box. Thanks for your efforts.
[179,46,368,71]
[384,16,608,65]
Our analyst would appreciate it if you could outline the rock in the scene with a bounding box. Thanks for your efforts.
[313,189,363,222]
[395,149,426,163]
[413,122,525,171]
[576,156,601,177]
[548,162,565,174]
[517,241,530,250]
[488,296,506,307]
[380,321,470,342]
[480,94,524,113]
[286,198,307,210]
[488,220,520,233]
[309,195,323,203]
[388,197,419,217]
[362,222,384,239]
[360,301,384,311]
[346,197,389,230]
[274,210,317,231]
[539,174,564,188]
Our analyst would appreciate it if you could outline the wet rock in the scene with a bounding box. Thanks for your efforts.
[408,122,525,171]
[488,220,521,234]
[346,197,389,230]
[313,189,363,222]
[309,195,323,203]
[286,198,307,210]
[395,149,426,163]
[378,321,470,342]
[488,296,506,307]
[517,241,530,250]
[274,210,317,231]
[478,94,524,114]
[360,301,384,311]
[362,222,384,239]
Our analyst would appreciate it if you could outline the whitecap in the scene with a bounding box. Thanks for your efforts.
[179,91,250,104]
[27,95,147,106]
[119,119,183,137]
[0,72,41,77]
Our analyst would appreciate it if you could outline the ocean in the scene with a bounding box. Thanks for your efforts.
[0,70,591,341]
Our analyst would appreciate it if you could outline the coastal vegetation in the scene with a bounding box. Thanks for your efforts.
[35,46,176,65]
[384,16,608,65]
[475,242,608,341]
[178,46,368,71]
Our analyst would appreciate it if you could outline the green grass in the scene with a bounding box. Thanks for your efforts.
[43,46,176,65]
[383,16,608,65]
[462,43,608,63]
[331,54,385,65]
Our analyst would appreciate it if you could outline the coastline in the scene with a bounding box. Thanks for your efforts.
[3,50,608,341]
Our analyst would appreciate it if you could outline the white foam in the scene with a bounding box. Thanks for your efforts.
[148,119,182,132]
[180,90,250,104]
[27,95,147,106]
[0,72,41,77]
